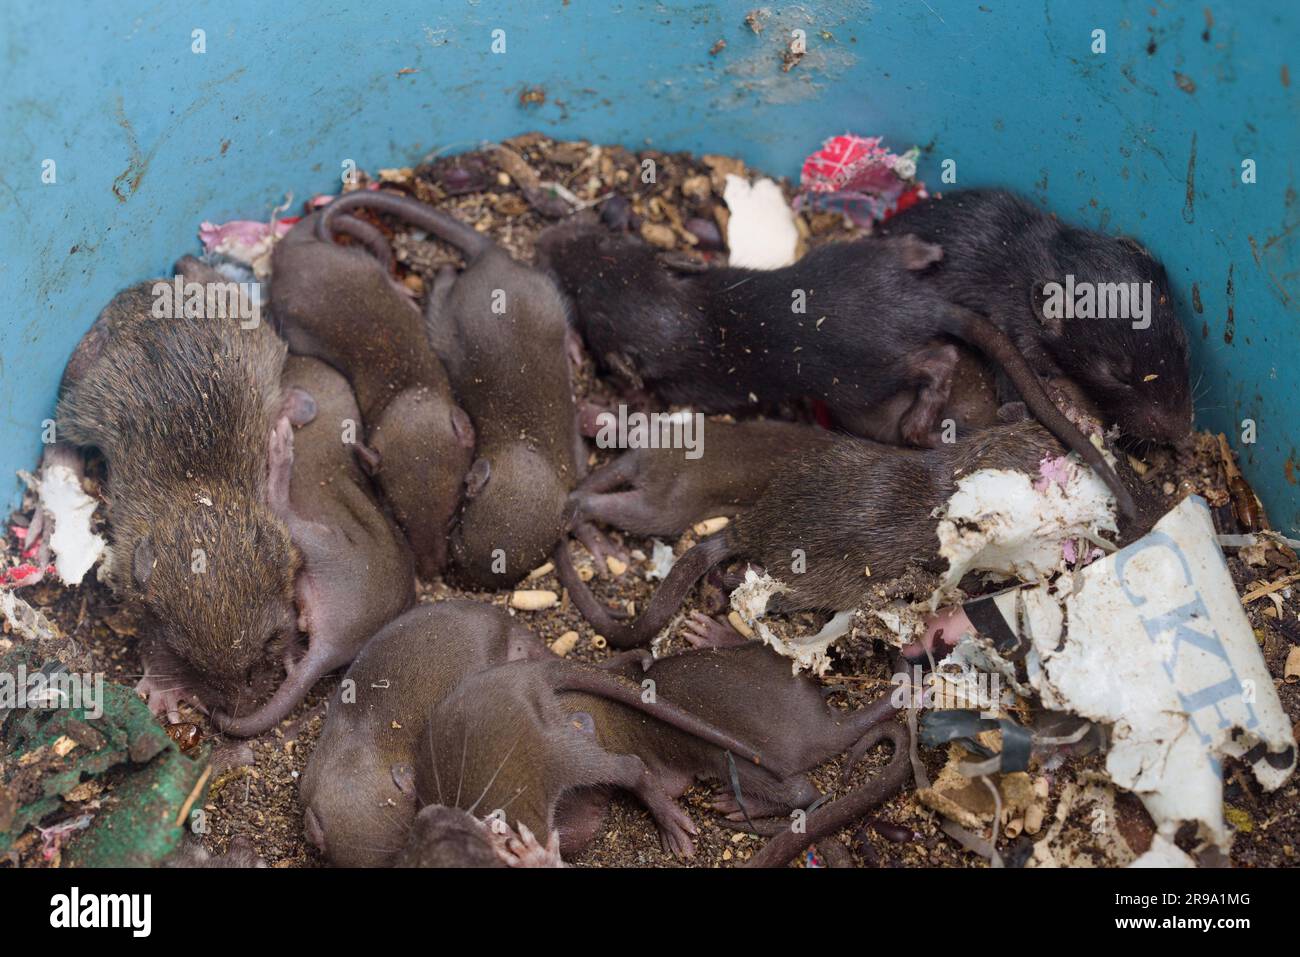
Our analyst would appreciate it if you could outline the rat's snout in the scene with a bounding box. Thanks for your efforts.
[204,658,278,721]
[1127,400,1194,446]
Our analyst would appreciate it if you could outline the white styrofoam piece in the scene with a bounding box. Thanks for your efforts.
[722,174,799,269]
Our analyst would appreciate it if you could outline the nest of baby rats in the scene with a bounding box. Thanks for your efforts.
[4,134,1298,870]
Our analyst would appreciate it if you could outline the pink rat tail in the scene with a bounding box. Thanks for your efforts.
[212,645,337,738]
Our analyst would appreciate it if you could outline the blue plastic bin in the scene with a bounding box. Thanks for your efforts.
[1,1,1296,529]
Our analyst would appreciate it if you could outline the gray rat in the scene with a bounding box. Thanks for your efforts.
[317,191,588,587]
[406,642,900,863]
[270,209,475,579]
[212,356,416,737]
[537,219,1135,518]
[878,188,1192,445]
[568,416,835,538]
[557,419,1083,648]
[299,601,546,867]
[55,258,298,717]
[302,601,765,866]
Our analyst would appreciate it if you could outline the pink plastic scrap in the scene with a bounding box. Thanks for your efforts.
[797,134,927,226]
[12,524,40,559]
[1034,454,1074,492]
[1,563,53,588]
[198,218,297,265]
[39,814,93,861]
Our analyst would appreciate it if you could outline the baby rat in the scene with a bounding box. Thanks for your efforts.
[212,357,415,737]
[55,258,298,717]
[407,642,899,862]
[318,191,585,587]
[270,209,475,579]
[568,355,996,541]
[879,188,1192,444]
[568,416,835,538]
[537,220,1134,518]
[558,420,1087,648]
[392,806,562,867]
[299,601,545,868]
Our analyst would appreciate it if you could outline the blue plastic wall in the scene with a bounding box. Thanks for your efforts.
[2,1,1296,529]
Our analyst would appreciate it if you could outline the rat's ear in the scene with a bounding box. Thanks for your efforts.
[280,386,318,428]
[996,401,1029,424]
[451,406,476,450]
[568,710,597,736]
[133,536,156,586]
[391,763,416,798]
[894,234,944,271]
[1030,280,1066,337]
[465,458,491,498]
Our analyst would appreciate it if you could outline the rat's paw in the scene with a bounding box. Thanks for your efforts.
[708,789,747,820]
[682,612,747,649]
[574,522,630,577]
[709,788,789,821]
[135,674,190,724]
[265,416,296,514]
[654,801,698,858]
[499,823,564,868]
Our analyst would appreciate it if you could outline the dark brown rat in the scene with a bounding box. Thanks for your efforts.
[558,419,1090,648]
[569,354,998,542]
[299,601,546,868]
[568,416,835,538]
[212,356,415,737]
[407,643,899,862]
[318,191,584,588]
[878,188,1192,445]
[270,209,475,578]
[55,258,298,717]
[537,219,1135,519]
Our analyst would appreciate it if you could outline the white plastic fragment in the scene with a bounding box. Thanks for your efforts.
[1129,834,1197,868]
[993,496,1295,856]
[721,175,799,269]
[935,453,1117,596]
[729,569,851,675]
[871,600,927,646]
[31,463,106,586]
[645,539,676,581]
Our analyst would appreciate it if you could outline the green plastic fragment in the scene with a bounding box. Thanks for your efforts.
[1,646,210,867]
